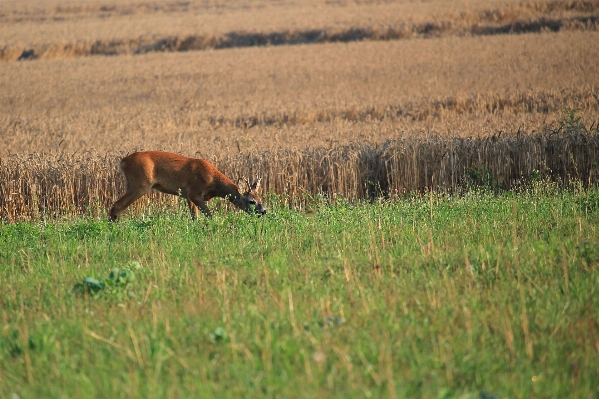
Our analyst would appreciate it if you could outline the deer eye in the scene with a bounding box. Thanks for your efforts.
[248,200,256,205]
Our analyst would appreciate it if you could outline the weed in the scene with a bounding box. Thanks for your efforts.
[1,192,598,397]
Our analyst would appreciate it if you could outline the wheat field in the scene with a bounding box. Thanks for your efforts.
[1,0,599,219]
[1,0,598,60]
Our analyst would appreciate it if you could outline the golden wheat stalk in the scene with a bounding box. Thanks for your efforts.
[1,128,597,222]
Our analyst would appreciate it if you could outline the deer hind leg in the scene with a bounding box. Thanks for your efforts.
[109,184,151,221]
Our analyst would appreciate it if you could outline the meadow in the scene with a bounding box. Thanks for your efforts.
[1,190,598,398]
[1,0,599,397]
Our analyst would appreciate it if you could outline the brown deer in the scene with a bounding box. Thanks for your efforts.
[109,151,266,221]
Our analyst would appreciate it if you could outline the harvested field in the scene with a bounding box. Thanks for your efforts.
[1,0,599,60]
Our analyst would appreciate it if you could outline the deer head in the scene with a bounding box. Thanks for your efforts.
[237,177,266,215]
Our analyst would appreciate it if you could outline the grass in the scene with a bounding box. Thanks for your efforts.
[1,189,598,398]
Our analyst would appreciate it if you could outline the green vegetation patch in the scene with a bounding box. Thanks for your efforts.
[1,190,598,398]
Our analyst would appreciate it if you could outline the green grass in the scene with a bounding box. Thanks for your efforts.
[1,189,599,399]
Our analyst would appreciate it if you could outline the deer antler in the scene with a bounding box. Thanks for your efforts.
[251,177,262,191]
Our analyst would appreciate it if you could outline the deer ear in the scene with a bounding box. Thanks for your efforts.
[251,177,262,191]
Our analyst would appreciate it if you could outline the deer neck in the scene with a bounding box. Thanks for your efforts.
[217,179,244,209]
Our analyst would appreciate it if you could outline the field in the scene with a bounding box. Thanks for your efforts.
[1,192,599,398]
[1,0,599,397]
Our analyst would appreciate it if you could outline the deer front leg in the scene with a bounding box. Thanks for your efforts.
[187,198,198,220]
[189,194,212,218]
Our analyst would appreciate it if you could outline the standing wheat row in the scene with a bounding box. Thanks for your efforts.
[1,128,598,222]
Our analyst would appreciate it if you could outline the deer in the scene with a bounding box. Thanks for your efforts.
[108,151,266,221]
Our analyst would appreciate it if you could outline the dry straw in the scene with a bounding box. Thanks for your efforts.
[1,127,597,222]
[2,0,598,61]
